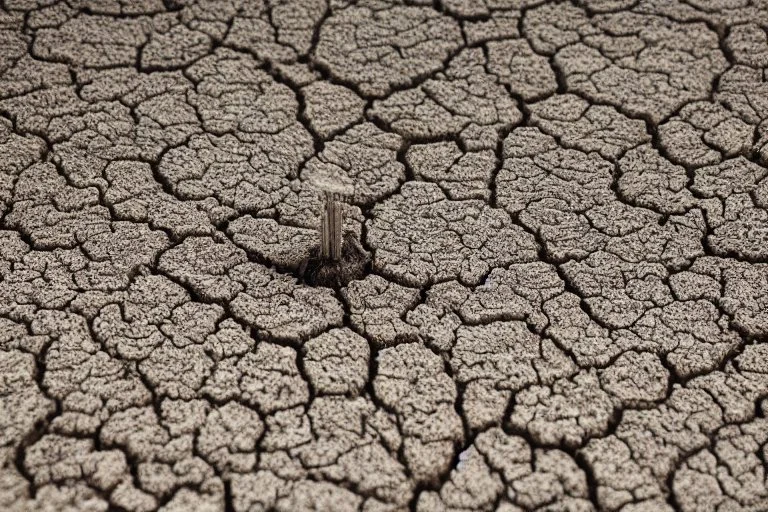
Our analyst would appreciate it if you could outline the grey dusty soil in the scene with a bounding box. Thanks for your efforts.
[1,0,768,511]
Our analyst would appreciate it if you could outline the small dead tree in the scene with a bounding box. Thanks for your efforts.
[303,175,368,287]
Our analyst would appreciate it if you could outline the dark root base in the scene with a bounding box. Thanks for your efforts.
[301,232,370,288]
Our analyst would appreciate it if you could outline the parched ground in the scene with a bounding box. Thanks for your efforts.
[1,0,768,511]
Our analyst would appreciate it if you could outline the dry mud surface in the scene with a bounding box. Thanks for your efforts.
[1,0,768,511]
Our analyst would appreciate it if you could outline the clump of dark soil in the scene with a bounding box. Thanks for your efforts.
[300,232,370,288]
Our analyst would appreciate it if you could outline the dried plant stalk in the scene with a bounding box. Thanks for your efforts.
[320,191,343,261]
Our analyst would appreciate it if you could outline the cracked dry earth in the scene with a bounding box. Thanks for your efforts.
[2,0,768,512]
